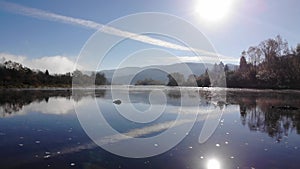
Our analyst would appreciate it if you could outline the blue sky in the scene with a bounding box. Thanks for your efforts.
[0,0,300,73]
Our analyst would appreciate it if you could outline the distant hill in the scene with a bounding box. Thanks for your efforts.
[100,62,236,85]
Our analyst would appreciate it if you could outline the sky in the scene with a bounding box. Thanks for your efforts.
[0,0,300,74]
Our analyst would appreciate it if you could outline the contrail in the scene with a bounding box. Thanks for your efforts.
[0,1,237,60]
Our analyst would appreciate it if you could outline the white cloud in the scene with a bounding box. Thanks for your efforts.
[178,55,239,64]
[0,1,236,60]
[0,52,79,74]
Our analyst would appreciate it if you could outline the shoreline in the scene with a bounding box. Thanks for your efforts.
[1,85,300,93]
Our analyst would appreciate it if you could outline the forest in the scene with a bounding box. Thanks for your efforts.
[0,61,107,88]
[166,35,300,89]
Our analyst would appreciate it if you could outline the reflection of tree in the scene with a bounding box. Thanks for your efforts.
[72,89,106,102]
[226,90,300,141]
[0,89,106,117]
[167,90,181,99]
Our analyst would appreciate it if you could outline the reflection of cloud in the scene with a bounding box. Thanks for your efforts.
[23,98,75,115]
[0,1,236,63]
[1,97,76,117]
[0,53,80,74]
[53,105,229,156]
[57,119,193,155]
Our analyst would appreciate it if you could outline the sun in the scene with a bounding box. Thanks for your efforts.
[195,0,234,22]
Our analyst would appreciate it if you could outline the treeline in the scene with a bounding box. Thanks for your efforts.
[0,61,107,88]
[167,35,300,89]
[226,35,300,89]
[135,78,165,85]
[167,70,211,87]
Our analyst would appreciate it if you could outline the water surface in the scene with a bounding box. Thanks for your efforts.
[0,88,300,169]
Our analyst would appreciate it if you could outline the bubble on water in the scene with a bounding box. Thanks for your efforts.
[189,146,193,149]
[216,144,220,147]
[44,155,51,159]
[200,156,204,159]
[225,141,229,144]
[154,143,159,147]
[70,163,75,166]
[226,132,230,135]
[230,156,234,159]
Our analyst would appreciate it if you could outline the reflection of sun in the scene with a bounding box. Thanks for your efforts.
[195,0,234,22]
[207,159,220,169]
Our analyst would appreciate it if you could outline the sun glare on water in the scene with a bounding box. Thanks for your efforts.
[195,0,234,22]
[207,159,221,169]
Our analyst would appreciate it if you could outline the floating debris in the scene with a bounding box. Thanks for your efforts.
[18,144,23,147]
[216,144,220,147]
[154,143,159,147]
[70,163,75,166]
[225,141,229,144]
[230,156,234,159]
[271,105,299,110]
[35,140,40,144]
[113,99,122,105]
[200,156,204,159]
[188,146,193,149]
